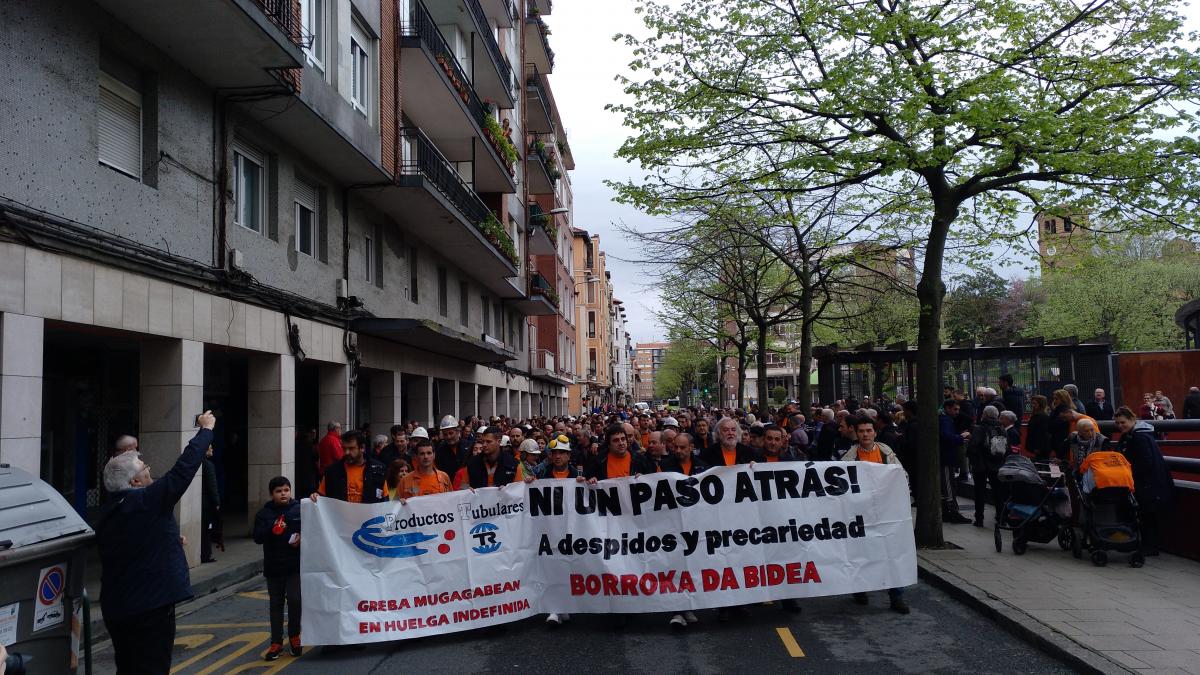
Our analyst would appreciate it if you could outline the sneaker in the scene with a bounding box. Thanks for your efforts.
[852,592,868,606]
[669,614,687,629]
[545,613,563,626]
[289,635,302,656]
[890,598,911,615]
[683,611,698,624]
[264,644,283,661]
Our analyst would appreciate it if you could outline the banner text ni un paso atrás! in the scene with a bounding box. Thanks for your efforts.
[301,462,916,644]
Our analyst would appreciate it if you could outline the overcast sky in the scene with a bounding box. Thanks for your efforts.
[545,1,1200,346]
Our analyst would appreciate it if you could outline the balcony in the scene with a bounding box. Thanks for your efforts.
[367,128,520,297]
[524,14,555,74]
[532,349,573,385]
[513,272,559,316]
[528,203,557,255]
[93,0,307,88]
[527,137,560,195]
[481,0,519,27]
[525,65,554,134]
[528,0,553,15]
[423,0,518,108]
[400,0,518,193]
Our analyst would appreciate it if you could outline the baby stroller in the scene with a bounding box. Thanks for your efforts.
[1078,451,1143,567]
[994,455,1078,556]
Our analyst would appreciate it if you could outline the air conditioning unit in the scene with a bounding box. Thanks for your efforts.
[336,278,349,299]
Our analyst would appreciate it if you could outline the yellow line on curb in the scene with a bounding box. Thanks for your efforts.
[776,627,805,658]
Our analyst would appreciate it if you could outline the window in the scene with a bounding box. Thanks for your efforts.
[509,312,517,347]
[1045,218,1057,234]
[437,266,448,317]
[588,311,596,338]
[494,303,502,341]
[295,177,317,256]
[301,0,326,72]
[585,242,594,269]
[233,142,266,233]
[350,19,372,117]
[1063,217,1074,233]
[586,281,595,303]
[364,235,374,283]
[589,348,597,373]
[408,246,419,302]
[98,71,142,180]
[481,295,490,333]
[459,280,469,326]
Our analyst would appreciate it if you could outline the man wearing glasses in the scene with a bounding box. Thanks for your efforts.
[96,411,216,674]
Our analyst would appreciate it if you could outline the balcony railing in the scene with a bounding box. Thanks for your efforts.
[465,0,516,98]
[397,127,518,266]
[535,349,556,372]
[526,14,556,69]
[401,0,486,125]
[528,203,558,239]
[252,0,313,48]
[529,137,561,183]
[529,271,559,306]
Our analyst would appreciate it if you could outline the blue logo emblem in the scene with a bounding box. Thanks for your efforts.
[352,516,438,558]
[470,522,501,554]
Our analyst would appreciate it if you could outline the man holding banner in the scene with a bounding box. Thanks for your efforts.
[842,415,911,614]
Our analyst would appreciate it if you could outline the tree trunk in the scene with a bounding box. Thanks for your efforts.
[736,343,748,409]
[797,291,814,410]
[915,208,955,548]
[756,324,769,410]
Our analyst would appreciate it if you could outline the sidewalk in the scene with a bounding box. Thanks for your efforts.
[919,498,1200,675]
[85,534,262,642]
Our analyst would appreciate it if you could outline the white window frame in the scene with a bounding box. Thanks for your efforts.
[294,177,318,257]
[365,235,375,283]
[98,71,142,180]
[301,0,326,73]
[350,19,372,118]
[233,142,267,234]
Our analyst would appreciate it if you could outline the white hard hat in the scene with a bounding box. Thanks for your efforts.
[411,427,429,439]
[547,434,571,453]
[519,439,541,455]
[663,417,680,428]
[477,425,489,435]
[439,415,458,430]
[500,435,511,447]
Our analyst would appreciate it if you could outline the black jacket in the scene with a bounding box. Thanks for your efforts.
[585,451,658,480]
[1025,412,1051,457]
[1181,392,1200,420]
[1085,399,1115,421]
[467,452,519,488]
[660,454,709,476]
[814,424,838,461]
[533,462,579,479]
[969,418,1010,471]
[1001,387,1025,425]
[201,457,220,522]
[322,458,388,503]
[435,438,473,475]
[253,499,301,578]
[700,442,757,468]
[1116,423,1175,512]
[95,428,212,620]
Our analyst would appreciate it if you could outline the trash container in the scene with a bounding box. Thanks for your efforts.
[0,463,94,673]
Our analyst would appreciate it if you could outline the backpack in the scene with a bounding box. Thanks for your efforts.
[988,428,1008,458]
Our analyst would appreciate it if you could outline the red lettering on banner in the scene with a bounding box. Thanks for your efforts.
[804,561,822,583]
[620,575,638,595]
[744,565,759,588]
[702,568,719,592]
[678,571,696,593]
[720,567,739,590]
[767,564,785,586]
[658,570,677,593]
[602,574,618,595]
[570,574,585,595]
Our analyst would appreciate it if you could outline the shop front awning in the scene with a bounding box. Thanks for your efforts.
[352,318,515,364]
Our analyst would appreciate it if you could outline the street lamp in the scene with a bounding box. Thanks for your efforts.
[546,207,569,215]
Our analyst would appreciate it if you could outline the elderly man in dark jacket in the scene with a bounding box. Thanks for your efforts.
[968,406,1012,527]
[95,412,215,674]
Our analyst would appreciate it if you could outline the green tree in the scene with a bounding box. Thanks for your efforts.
[654,338,719,402]
[612,0,1200,547]
[1028,258,1200,350]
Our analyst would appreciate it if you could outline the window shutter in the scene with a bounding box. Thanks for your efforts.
[98,72,142,179]
[294,177,317,210]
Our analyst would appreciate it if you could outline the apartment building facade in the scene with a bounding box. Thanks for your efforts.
[634,341,669,402]
[569,230,616,411]
[0,0,573,566]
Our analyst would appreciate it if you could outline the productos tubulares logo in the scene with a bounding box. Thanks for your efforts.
[352,511,457,558]
[469,522,502,554]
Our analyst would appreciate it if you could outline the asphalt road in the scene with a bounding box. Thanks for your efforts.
[89,579,1075,674]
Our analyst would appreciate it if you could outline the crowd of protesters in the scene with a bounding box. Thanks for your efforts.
[92,376,1186,668]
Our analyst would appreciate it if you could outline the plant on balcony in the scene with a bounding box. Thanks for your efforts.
[480,212,519,266]
[435,54,471,104]
[481,114,518,175]
[532,284,560,308]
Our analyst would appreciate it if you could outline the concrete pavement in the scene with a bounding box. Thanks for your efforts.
[919,498,1200,674]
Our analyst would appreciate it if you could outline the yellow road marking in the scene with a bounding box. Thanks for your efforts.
[238,591,271,601]
[170,632,270,673]
[175,634,214,649]
[776,627,805,658]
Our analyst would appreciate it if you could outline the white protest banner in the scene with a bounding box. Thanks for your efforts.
[301,462,915,644]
